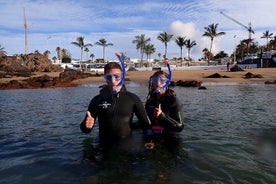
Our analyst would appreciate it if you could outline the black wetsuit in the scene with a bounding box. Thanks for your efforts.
[145,89,184,133]
[80,86,152,144]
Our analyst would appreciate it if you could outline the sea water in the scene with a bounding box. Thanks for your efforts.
[0,82,275,183]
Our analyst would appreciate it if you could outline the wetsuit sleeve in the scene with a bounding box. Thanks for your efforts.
[80,96,99,134]
[159,96,184,132]
[131,93,153,140]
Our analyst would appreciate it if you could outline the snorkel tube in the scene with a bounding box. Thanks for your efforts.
[114,52,126,93]
[155,60,172,93]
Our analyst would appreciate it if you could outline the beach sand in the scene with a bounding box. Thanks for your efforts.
[73,68,276,84]
[1,68,275,85]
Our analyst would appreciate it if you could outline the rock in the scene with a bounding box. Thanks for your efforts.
[230,65,244,72]
[0,55,32,77]
[0,69,93,90]
[0,53,63,79]
[175,80,202,87]
[198,86,207,90]
[264,80,276,84]
[243,72,263,78]
[206,73,230,78]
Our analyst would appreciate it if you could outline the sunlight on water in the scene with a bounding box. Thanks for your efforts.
[0,83,275,183]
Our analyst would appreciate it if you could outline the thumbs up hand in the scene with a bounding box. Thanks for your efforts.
[154,104,162,118]
[85,111,94,129]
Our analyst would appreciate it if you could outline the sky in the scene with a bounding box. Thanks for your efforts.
[1,0,276,61]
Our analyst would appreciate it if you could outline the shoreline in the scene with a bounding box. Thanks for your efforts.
[73,68,276,84]
[1,68,275,89]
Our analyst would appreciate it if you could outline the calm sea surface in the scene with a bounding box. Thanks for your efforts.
[0,82,275,184]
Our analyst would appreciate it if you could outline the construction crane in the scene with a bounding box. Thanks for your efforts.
[23,7,28,55]
[220,11,254,40]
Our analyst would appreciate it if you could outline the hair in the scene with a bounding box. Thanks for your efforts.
[147,70,176,99]
[150,70,168,79]
[104,62,122,74]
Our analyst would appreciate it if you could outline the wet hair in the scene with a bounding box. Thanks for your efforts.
[147,70,176,99]
[150,70,168,79]
[104,62,122,74]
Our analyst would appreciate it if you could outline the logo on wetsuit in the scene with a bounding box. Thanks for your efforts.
[98,101,111,109]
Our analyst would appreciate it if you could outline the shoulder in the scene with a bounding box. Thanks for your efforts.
[123,91,142,102]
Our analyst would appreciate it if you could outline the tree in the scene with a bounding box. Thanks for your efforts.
[71,36,92,62]
[144,44,156,67]
[157,31,173,59]
[261,30,273,50]
[202,48,212,61]
[132,34,151,67]
[90,53,95,64]
[202,23,225,65]
[184,39,197,66]
[95,38,113,62]
[214,51,228,60]
[84,47,89,61]
[269,36,276,50]
[175,36,186,66]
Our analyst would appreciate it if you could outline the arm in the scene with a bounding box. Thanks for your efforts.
[157,97,184,132]
[80,97,98,134]
[131,93,153,138]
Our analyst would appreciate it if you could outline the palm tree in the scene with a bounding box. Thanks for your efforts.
[157,31,173,59]
[132,34,151,67]
[90,53,95,64]
[71,36,92,62]
[261,30,273,50]
[144,44,156,67]
[202,48,212,61]
[202,23,225,65]
[95,38,113,62]
[84,47,89,61]
[185,39,197,66]
[175,36,186,66]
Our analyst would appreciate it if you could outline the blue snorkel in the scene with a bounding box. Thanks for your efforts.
[114,52,126,93]
[154,60,172,93]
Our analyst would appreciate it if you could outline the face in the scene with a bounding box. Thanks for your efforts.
[151,74,167,90]
[104,68,122,89]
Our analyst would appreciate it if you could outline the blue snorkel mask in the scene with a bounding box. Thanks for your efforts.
[109,52,125,93]
[152,60,172,93]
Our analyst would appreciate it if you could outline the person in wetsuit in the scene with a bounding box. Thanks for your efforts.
[80,62,154,149]
[145,70,184,135]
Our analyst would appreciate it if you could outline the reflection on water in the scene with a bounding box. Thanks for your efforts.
[0,83,276,183]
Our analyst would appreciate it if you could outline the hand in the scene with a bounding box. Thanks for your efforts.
[144,141,155,150]
[85,111,94,129]
[154,104,162,118]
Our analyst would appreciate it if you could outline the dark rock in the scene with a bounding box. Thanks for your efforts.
[264,80,276,84]
[243,72,263,78]
[206,73,230,78]
[230,65,244,72]
[176,80,202,87]
[198,86,207,90]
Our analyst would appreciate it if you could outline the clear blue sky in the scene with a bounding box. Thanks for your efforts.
[1,0,276,60]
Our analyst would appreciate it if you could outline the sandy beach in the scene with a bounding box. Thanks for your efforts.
[1,68,275,86]
[73,68,276,84]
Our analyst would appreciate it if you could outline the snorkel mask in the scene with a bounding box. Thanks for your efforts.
[151,60,172,93]
[107,53,125,94]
